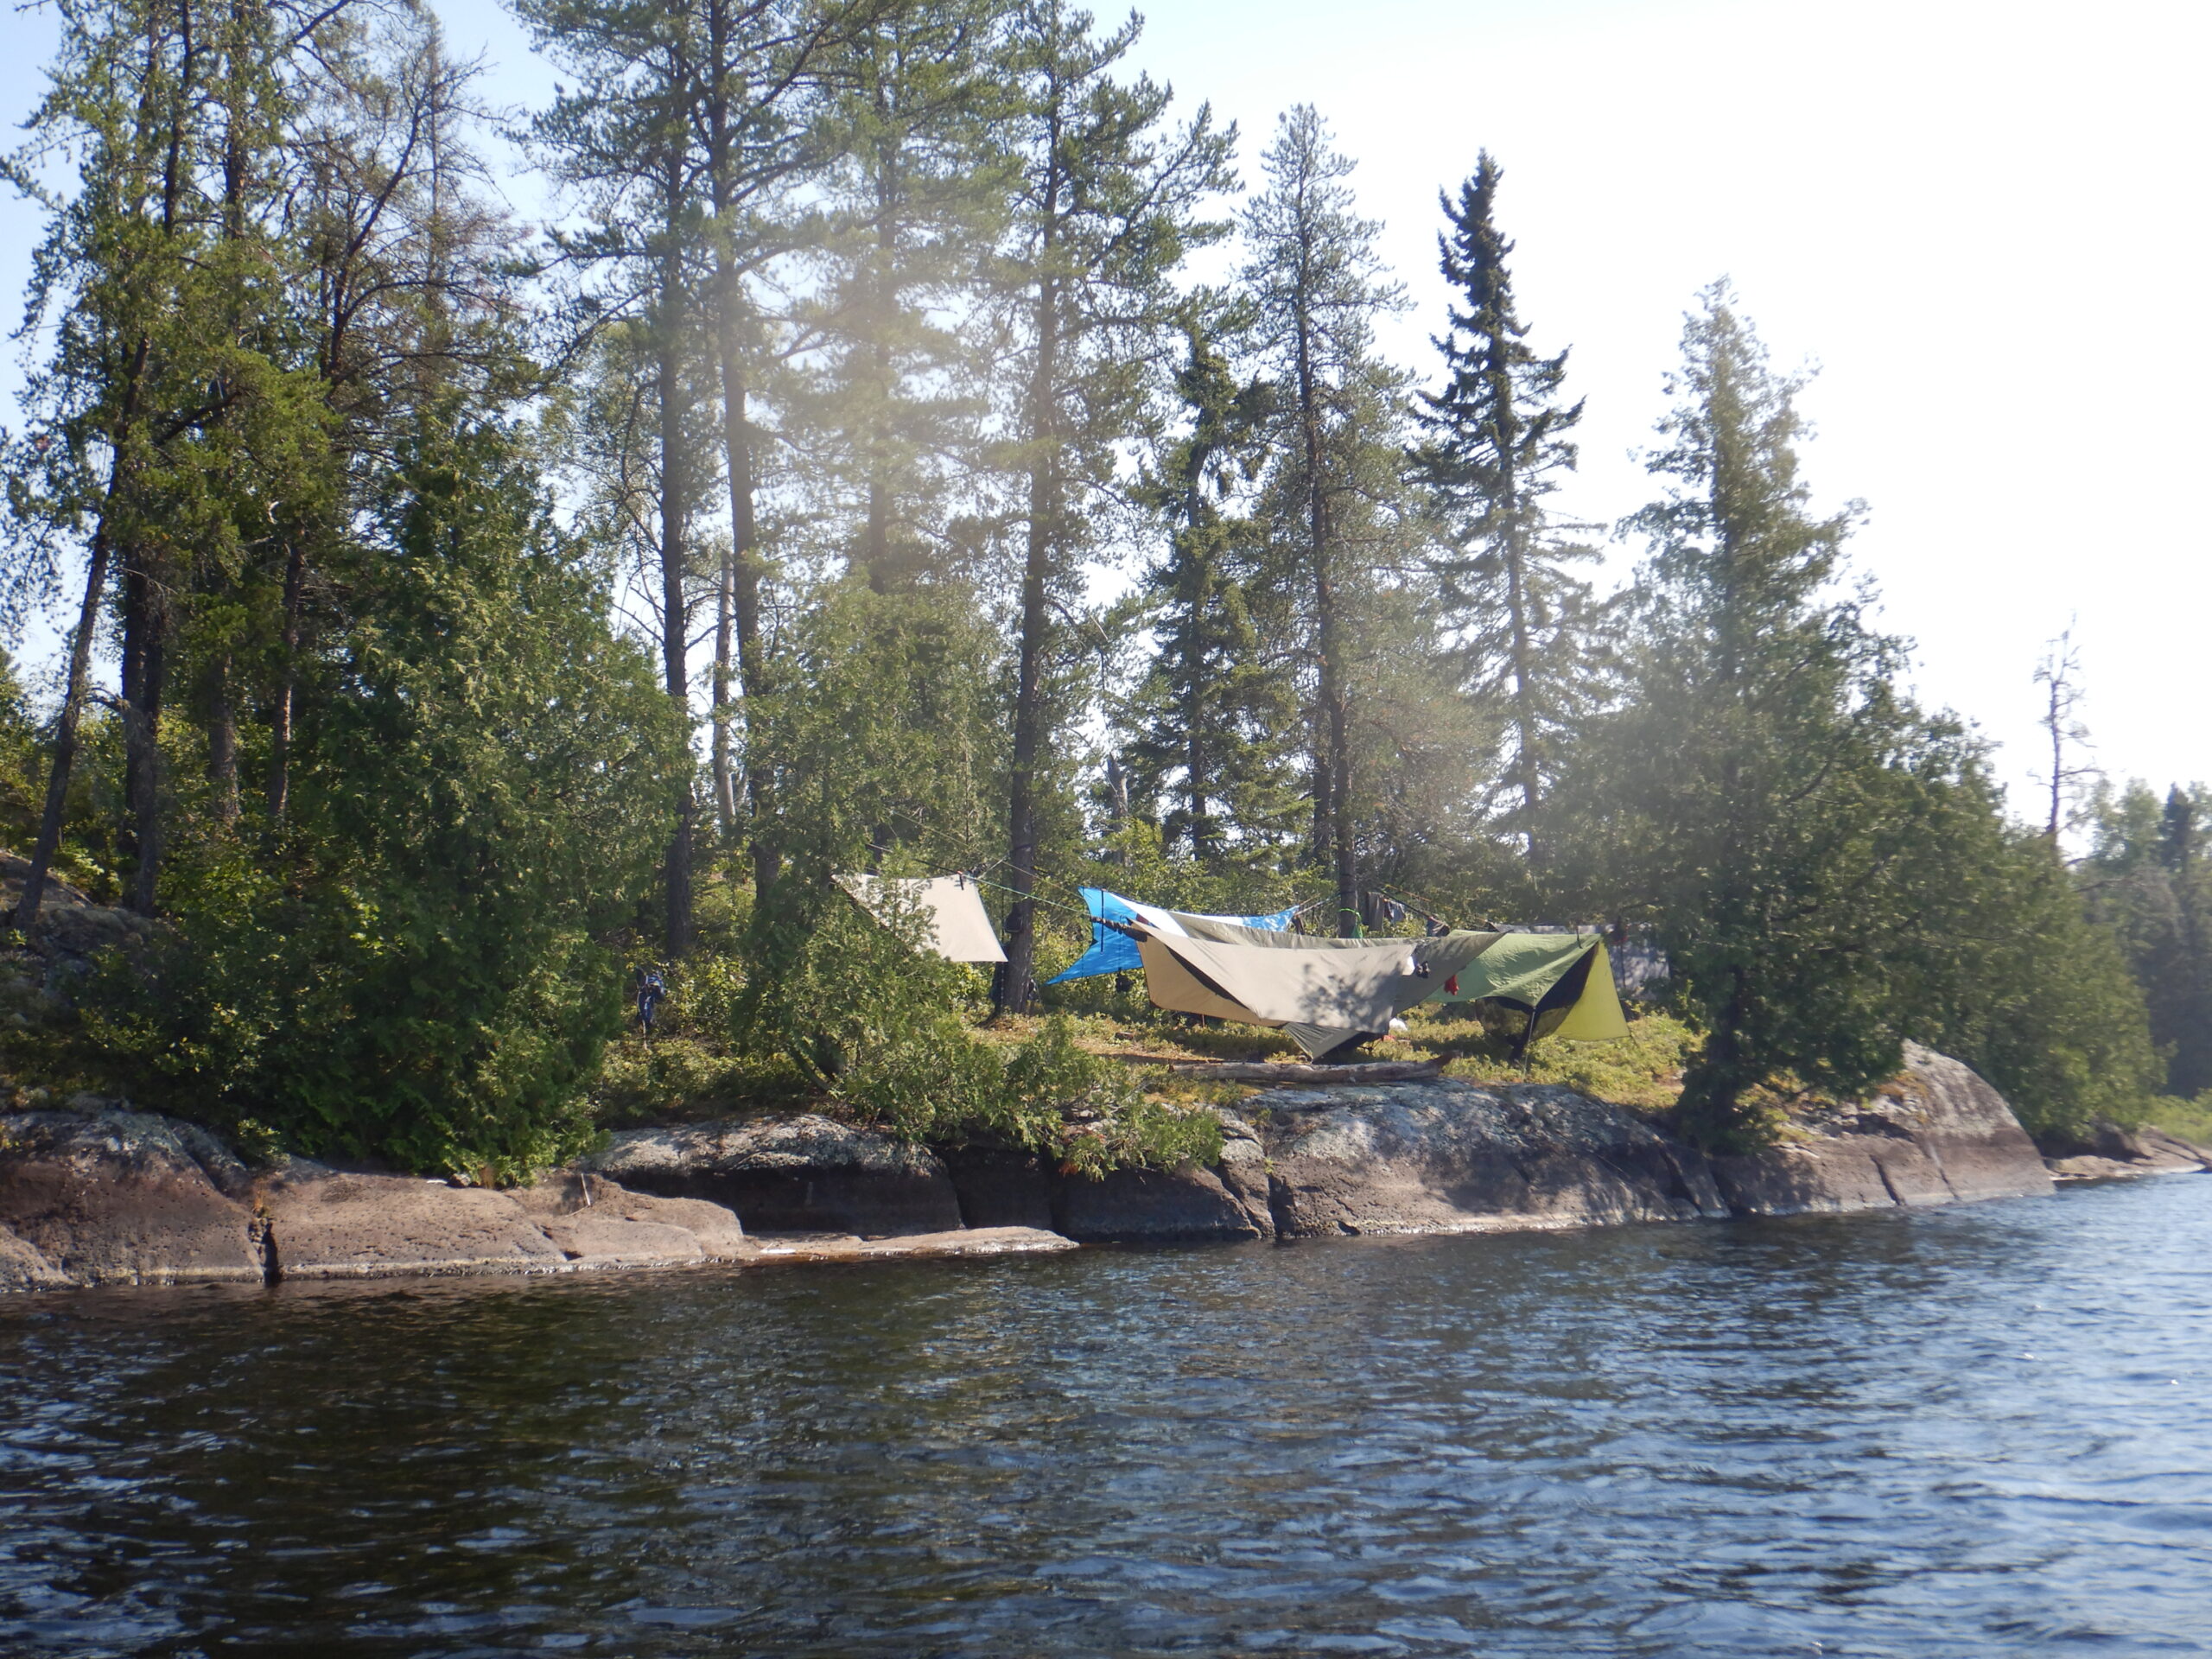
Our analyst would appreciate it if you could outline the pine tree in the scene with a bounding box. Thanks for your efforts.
[1409,152,1599,868]
[1573,283,1937,1143]
[523,0,738,955]
[794,0,1013,593]
[1238,105,1407,933]
[992,0,1233,1009]
[1122,317,1298,861]
[3,0,341,923]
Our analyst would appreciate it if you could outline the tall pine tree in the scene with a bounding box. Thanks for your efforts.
[1239,105,1406,933]
[992,0,1232,1008]
[1409,152,1599,872]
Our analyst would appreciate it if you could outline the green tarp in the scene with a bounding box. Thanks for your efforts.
[1128,921,1627,1057]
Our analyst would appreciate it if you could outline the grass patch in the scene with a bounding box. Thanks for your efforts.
[2141,1093,2212,1147]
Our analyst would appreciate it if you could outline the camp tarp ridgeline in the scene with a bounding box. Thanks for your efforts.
[1128,922,1628,1057]
[833,874,1007,963]
[1044,889,1298,984]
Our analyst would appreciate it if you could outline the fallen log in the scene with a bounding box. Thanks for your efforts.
[1167,1059,1446,1085]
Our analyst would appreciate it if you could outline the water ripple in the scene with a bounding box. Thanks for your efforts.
[1,1179,2209,1655]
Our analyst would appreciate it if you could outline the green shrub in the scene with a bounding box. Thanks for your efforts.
[79,422,686,1179]
[732,880,1220,1172]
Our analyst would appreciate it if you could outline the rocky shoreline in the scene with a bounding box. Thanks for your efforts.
[3,1045,2202,1294]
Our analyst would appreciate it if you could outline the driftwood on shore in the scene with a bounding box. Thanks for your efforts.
[1166,1059,1446,1084]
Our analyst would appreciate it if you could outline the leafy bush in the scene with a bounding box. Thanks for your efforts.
[732,880,1220,1171]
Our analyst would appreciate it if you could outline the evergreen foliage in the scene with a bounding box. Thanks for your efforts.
[1122,319,1300,863]
[1237,105,1408,932]
[991,0,1236,1008]
[2083,783,2212,1098]
[85,417,688,1178]
[1409,153,1602,874]
[0,0,2173,1168]
[1571,287,1972,1144]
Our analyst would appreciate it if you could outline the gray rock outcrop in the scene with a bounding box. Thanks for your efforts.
[0,1043,2069,1291]
[1056,1116,1278,1241]
[1025,1046,2049,1241]
[1254,1080,1726,1236]
[0,1107,762,1290]
[0,1108,266,1286]
[2039,1120,2212,1182]
[1711,1044,2053,1215]
[582,1112,965,1235]
[262,1170,577,1279]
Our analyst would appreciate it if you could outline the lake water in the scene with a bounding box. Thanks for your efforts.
[3,1177,2209,1657]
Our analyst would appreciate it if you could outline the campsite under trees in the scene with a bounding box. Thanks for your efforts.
[0,0,2201,1176]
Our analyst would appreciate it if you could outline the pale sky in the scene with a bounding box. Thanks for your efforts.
[3,0,2203,817]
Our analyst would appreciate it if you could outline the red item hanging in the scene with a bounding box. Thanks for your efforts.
[1444,975,1459,995]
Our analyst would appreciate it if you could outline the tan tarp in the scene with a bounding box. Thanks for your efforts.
[1132,927,1497,1057]
[1130,923,1627,1055]
[834,874,1006,963]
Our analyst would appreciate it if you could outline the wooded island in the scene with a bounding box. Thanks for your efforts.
[0,0,2203,1184]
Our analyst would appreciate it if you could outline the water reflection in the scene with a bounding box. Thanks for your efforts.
[3,1179,2208,1656]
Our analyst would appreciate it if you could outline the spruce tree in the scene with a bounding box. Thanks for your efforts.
[1409,152,1599,870]
[1239,105,1407,933]
[1122,318,1298,861]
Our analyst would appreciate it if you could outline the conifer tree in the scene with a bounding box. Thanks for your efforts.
[3,0,347,923]
[1122,318,1297,861]
[2083,782,2212,1097]
[795,0,1013,593]
[1409,152,1599,868]
[692,0,850,869]
[1239,105,1406,933]
[523,0,752,954]
[1572,284,1934,1143]
[992,0,1233,1008]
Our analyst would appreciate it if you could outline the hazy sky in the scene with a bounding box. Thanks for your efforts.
[3,0,2202,817]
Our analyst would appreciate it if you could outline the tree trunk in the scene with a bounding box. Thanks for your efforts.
[657,232,693,961]
[266,537,305,820]
[714,312,768,893]
[207,652,238,823]
[1294,290,1357,935]
[704,0,772,896]
[710,538,735,836]
[14,525,117,932]
[1001,257,1060,1016]
[120,556,168,916]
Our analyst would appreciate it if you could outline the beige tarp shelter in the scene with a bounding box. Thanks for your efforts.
[1126,917,1628,1058]
[835,874,1006,963]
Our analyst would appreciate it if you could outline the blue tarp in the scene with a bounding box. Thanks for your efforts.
[1045,888,1298,984]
